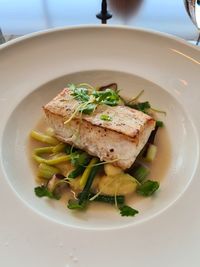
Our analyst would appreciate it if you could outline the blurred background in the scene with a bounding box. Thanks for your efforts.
[0,0,199,42]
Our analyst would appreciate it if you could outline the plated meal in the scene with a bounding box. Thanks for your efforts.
[30,82,165,217]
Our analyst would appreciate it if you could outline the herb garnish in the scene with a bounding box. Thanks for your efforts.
[100,114,112,121]
[67,199,87,210]
[128,101,151,113]
[119,205,139,217]
[34,185,60,200]
[66,84,121,121]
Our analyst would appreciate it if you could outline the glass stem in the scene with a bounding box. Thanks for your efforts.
[196,32,200,45]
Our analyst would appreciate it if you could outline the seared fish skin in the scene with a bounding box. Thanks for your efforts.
[43,88,156,170]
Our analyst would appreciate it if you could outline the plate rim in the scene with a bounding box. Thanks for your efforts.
[0,24,200,53]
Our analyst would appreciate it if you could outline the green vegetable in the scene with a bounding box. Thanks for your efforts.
[70,151,90,167]
[93,89,120,106]
[137,180,159,196]
[68,152,90,179]
[30,130,59,145]
[89,194,125,205]
[79,159,101,205]
[34,185,60,199]
[52,143,66,153]
[79,103,97,115]
[156,120,164,128]
[145,144,157,162]
[68,166,85,179]
[100,114,112,121]
[37,163,61,179]
[33,147,71,165]
[129,101,151,113]
[79,158,99,187]
[119,205,139,217]
[65,144,75,155]
[67,85,121,119]
[128,163,149,183]
[67,199,86,210]
[70,86,90,102]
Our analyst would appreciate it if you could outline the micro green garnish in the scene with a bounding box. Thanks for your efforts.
[77,83,95,91]
[93,89,120,106]
[34,185,60,200]
[79,103,97,115]
[150,107,167,115]
[119,205,139,217]
[100,114,112,121]
[64,84,121,124]
[127,90,144,104]
[137,180,159,196]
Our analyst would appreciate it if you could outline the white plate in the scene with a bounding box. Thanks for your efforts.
[0,25,200,267]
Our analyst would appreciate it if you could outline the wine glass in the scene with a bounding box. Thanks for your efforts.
[184,0,200,45]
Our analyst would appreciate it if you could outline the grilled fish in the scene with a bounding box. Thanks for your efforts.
[43,88,155,169]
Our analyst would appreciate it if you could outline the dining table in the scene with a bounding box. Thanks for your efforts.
[1,1,200,267]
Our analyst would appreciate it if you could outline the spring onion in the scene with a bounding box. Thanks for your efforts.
[137,180,159,196]
[33,147,71,165]
[68,166,85,179]
[128,163,150,183]
[52,143,66,153]
[30,130,59,145]
[37,163,61,179]
[145,144,157,162]
[78,159,101,205]
[79,158,99,187]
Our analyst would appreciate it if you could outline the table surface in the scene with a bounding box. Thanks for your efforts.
[0,0,199,41]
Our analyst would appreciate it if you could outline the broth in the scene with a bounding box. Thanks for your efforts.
[28,116,171,207]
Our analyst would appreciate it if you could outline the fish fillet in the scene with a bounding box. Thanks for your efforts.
[43,88,156,169]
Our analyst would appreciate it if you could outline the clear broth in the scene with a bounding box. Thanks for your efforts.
[28,116,171,206]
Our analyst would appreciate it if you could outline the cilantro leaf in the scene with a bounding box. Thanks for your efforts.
[67,199,87,210]
[34,186,60,200]
[100,114,112,121]
[137,180,159,196]
[119,205,139,217]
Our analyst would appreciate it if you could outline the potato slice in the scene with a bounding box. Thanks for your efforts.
[104,163,123,176]
[69,174,101,193]
[98,173,138,196]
